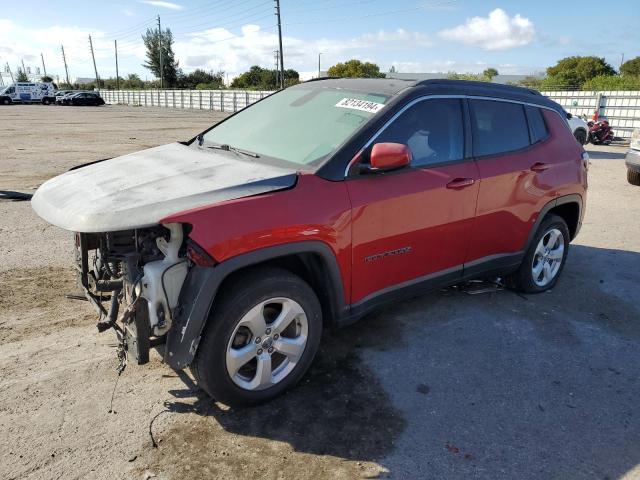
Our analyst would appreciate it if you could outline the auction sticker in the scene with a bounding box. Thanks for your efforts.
[335,98,385,113]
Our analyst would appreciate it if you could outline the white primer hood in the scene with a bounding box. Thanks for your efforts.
[31,142,297,232]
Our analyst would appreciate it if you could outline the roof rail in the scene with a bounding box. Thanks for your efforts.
[415,79,542,96]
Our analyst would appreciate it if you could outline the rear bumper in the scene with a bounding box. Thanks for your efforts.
[626,149,640,172]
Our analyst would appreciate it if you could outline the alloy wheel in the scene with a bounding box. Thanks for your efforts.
[531,228,564,287]
[225,297,308,391]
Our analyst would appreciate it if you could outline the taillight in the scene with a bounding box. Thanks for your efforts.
[186,240,216,267]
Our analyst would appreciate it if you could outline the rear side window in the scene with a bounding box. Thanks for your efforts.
[525,106,549,143]
[470,100,530,156]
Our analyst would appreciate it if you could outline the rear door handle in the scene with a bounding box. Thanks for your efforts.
[530,162,551,172]
[446,178,475,189]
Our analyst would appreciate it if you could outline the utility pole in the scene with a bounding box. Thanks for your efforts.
[157,15,163,89]
[620,53,625,71]
[318,52,323,78]
[21,59,26,78]
[274,0,284,89]
[89,35,100,86]
[61,45,70,85]
[7,63,15,84]
[114,40,120,90]
[41,53,47,78]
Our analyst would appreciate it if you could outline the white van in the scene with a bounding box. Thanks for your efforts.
[0,82,56,105]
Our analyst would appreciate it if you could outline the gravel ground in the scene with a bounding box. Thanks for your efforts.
[0,104,639,480]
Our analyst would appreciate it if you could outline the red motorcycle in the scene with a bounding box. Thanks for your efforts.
[587,118,614,145]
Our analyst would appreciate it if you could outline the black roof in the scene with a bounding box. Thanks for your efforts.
[302,77,563,114]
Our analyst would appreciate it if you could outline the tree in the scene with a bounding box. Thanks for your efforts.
[231,66,299,90]
[142,27,180,87]
[327,59,385,78]
[16,68,28,82]
[545,56,616,89]
[620,57,640,77]
[446,72,491,82]
[582,74,640,91]
[483,68,499,80]
[41,75,53,83]
[178,69,224,89]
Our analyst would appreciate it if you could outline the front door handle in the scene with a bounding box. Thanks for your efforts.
[530,162,551,172]
[446,178,475,189]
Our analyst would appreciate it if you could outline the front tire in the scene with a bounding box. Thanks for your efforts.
[506,214,570,293]
[192,267,322,407]
[574,129,587,145]
[628,169,640,186]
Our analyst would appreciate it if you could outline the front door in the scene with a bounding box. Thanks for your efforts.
[346,98,479,304]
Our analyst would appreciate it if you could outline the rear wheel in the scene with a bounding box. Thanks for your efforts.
[42,98,51,105]
[628,169,640,186]
[2,98,10,105]
[191,267,322,406]
[506,214,570,293]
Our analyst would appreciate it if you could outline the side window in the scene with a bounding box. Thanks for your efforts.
[470,100,530,156]
[374,99,464,167]
[525,106,549,143]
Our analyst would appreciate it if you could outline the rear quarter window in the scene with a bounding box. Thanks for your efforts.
[470,99,530,156]
[525,106,549,144]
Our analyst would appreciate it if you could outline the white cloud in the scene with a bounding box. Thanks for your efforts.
[140,1,183,11]
[121,9,135,17]
[439,8,535,50]
[174,26,433,77]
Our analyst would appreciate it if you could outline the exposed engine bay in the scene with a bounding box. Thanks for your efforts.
[74,223,190,367]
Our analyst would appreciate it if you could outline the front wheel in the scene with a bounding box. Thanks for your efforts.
[191,267,322,407]
[574,129,587,145]
[506,214,570,293]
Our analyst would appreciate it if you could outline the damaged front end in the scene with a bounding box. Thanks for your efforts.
[75,223,190,365]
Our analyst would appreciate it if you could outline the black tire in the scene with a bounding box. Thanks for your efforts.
[574,129,587,145]
[191,267,322,407]
[506,214,570,293]
[628,169,640,186]
[42,98,51,105]
[2,98,10,105]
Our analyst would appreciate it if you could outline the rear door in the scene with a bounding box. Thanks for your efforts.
[346,98,479,304]
[465,99,557,267]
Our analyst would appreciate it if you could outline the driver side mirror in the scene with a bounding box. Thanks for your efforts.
[367,142,412,172]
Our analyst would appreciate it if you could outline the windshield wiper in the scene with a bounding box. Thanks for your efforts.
[206,143,260,158]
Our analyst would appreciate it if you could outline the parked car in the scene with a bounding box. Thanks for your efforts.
[56,91,81,105]
[66,92,105,106]
[32,79,588,406]
[626,127,640,185]
[567,113,589,144]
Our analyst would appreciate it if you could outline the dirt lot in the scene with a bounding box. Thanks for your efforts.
[1,104,639,480]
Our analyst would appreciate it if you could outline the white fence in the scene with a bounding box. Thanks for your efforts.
[543,91,640,139]
[100,88,640,138]
[100,89,274,113]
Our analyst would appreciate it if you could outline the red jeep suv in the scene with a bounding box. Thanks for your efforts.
[32,79,587,406]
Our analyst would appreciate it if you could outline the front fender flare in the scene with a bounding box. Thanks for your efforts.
[164,241,346,370]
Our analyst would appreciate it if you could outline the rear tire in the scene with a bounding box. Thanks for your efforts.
[628,169,640,186]
[2,98,10,105]
[191,267,322,407]
[506,214,570,293]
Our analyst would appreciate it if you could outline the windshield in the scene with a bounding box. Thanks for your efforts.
[200,86,390,166]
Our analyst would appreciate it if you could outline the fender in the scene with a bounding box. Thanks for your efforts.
[164,240,347,370]
[524,193,583,252]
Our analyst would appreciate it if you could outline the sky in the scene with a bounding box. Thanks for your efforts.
[1,0,639,83]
